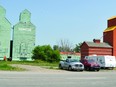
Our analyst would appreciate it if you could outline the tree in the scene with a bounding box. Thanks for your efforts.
[73,43,82,52]
[32,45,60,62]
[53,45,59,50]
[55,39,73,52]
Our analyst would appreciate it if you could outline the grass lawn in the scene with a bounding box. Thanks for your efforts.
[0,61,25,71]
[0,60,59,71]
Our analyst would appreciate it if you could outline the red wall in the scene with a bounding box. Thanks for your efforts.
[105,17,116,56]
[88,47,112,56]
[81,42,89,60]
[108,18,116,27]
[103,31,113,46]
[103,26,116,56]
[113,29,116,56]
[81,43,112,60]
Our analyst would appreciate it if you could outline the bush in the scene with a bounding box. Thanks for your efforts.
[32,45,61,62]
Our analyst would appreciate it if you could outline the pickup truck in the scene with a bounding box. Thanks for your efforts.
[59,58,84,71]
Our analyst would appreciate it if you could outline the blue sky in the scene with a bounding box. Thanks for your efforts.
[0,0,116,47]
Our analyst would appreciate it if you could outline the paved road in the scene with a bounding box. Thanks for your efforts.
[0,71,116,87]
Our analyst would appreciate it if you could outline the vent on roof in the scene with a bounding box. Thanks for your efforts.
[93,39,100,43]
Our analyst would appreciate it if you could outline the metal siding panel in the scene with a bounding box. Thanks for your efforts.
[0,6,11,60]
[113,29,116,56]
[12,10,36,61]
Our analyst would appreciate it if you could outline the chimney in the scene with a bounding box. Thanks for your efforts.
[93,39,100,43]
[108,16,116,27]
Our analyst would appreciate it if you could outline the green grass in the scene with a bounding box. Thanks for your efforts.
[9,60,58,66]
[0,59,59,71]
[0,60,59,71]
[0,61,25,71]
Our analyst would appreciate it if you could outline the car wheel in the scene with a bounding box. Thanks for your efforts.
[110,67,114,70]
[96,69,100,71]
[59,64,63,69]
[80,70,83,72]
[84,66,87,70]
[86,67,90,71]
[68,66,72,71]
[85,66,89,71]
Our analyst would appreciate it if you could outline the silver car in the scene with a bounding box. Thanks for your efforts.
[59,58,84,71]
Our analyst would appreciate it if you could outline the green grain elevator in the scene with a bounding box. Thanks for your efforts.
[12,9,36,61]
[0,6,11,60]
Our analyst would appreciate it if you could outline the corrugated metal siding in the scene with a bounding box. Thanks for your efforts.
[0,6,11,60]
[12,10,36,61]
[81,42,112,60]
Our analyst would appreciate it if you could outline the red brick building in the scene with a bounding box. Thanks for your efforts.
[81,39,112,59]
[81,16,116,60]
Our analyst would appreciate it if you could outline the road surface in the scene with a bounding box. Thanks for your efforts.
[0,70,116,87]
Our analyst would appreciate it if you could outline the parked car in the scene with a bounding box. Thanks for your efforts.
[85,55,116,69]
[80,59,100,71]
[59,58,84,71]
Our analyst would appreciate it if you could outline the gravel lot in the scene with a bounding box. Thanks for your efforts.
[11,64,68,73]
[11,64,116,73]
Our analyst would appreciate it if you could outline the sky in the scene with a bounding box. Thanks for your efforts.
[0,0,116,47]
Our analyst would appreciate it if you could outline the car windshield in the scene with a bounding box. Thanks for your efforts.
[70,59,79,62]
[88,59,95,63]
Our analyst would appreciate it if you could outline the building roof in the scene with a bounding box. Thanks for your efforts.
[85,41,112,48]
[108,16,116,20]
[104,26,116,32]
[19,9,31,22]
[60,52,81,56]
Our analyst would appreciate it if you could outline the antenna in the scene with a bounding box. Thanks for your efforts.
[100,32,107,40]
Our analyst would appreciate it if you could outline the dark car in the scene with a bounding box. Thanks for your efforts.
[80,59,100,71]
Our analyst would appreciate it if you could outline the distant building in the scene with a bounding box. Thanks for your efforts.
[60,52,81,60]
[81,39,112,60]
[81,16,116,60]
[0,6,11,60]
[12,9,36,61]
[103,16,116,57]
[0,5,36,61]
